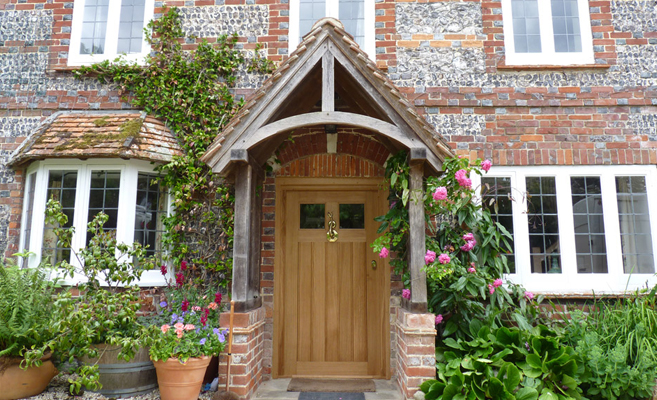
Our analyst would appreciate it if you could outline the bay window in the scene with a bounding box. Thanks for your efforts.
[474,166,657,294]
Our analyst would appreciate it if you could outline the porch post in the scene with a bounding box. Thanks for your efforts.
[232,152,264,312]
[408,155,428,312]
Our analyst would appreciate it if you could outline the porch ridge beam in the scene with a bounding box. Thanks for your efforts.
[322,53,335,113]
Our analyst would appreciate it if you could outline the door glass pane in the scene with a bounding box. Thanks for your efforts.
[43,170,78,265]
[511,0,542,53]
[571,177,608,273]
[526,177,561,273]
[481,177,515,273]
[339,204,365,229]
[551,0,582,52]
[300,204,325,229]
[134,173,166,264]
[299,0,326,42]
[616,176,655,273]
[87,170,121,244]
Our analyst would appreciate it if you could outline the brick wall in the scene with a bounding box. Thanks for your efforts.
[395,307,437,400]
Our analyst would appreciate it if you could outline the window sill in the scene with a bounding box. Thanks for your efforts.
[497,63,611,71]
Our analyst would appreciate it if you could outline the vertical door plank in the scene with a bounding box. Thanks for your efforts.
[297,242,312,362]
[339,242,354,361]
[284,193,299,376]
[311,242,327,362]
[325,237,340,361]
[353,241,368,362]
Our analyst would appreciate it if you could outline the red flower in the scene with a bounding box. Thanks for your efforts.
[181,299,189,312]
[160,265,167,275]
[204,308,210,316]
[175,272,184,287]
[201,314,208,326]
[214,292,222,304]
[181,260,188,271]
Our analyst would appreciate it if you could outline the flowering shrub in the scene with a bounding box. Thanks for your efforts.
[148,261,227,362]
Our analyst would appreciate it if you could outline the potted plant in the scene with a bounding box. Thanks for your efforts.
[148,261,227,400]
[23,199,157,396]
[0,256,58,400]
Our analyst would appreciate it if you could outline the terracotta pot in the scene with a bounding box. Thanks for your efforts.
[0,353,57,400]
[153,356,211,400]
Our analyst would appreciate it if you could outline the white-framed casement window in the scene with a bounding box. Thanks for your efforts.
[68,0,154,66]
[19,159,169,286]
[500,0,594,65]
[289,0,375,58]
[472,166,657,294]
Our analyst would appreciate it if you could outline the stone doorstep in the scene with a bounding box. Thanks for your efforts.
[253,379,403,400]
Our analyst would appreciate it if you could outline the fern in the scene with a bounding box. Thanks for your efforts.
[0,263,57,358]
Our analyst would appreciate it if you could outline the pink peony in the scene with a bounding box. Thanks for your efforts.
[161,324,170,334]
[425,250,436,265]
[379,247,389,259]
[481,159,492,172]
[493,278,503,288]
[433,187,448,201]
[463,232,474,241]
[435,314,443,325]
[524,291,535,301]
[402,289,411,300]
[438,253,451,265]
[488,284,495,295]
[467,267,476,273]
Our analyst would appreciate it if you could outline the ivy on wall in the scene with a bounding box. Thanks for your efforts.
[76,8,273,287]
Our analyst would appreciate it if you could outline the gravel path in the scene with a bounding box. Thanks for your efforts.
[23,373,216,400]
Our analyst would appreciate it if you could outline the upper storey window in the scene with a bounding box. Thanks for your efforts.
[501,0,594,65]
[289,0,375,58]
[68,0,154,66]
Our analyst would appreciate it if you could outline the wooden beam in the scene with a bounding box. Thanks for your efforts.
[408,159,428,312]
[232,160,264,312]
[322,53,335,113]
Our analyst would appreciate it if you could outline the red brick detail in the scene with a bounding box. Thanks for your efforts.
[395,307,437,400]
[217,307,267,400]
[376,0,396,70]
[278,154,385,178]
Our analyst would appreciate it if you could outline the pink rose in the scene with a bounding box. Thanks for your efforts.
[379,247,389,259]
[438,253,451,265]
[460,240,476,252]
[488,284,495,295]
[460,178,472,188]
[467,267,476,273]
[161,324,170,333]
[435,314,443,325]
[455,169,467,181]
[493,278,503,288]
[462,232,474,241]
[433,187,447,201]
[402,289,411,300]
[481,159,492,172]
[425,250,436,264]
[524,291,535,301]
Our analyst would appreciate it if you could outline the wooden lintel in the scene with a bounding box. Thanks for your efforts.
[408,162,428,306]
[322,53,335,113]
[409,148,427,162]
[230,149,265,180]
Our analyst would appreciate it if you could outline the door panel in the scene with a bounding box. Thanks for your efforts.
[276,186,388,378]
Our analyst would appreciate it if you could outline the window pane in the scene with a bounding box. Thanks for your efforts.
[80,0,108,54]
[134,173,166,264]
[571,177,608,273]
[551,0,582,52]
[299,0,326,42]
[482,177,515,273]
[339,0,365,49]
[87,170,121,244]
[43,171,77,265]
[117,0,145,53]
[23,173,37,253]
[339,204,365,229]
[616,176,655,273]
[511,0,542,53]
[300,204,325,229]
[527,177,561,273]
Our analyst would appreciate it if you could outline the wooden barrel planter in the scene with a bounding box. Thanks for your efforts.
[83,345,157,398]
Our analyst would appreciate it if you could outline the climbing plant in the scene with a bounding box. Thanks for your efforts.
[76,8,273,287]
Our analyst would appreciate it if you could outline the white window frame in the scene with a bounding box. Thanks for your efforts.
[68,0,154,66]
[19,159,170,286]
[500,0,594,66]
[472,166,657,295]
[289,0,375,59]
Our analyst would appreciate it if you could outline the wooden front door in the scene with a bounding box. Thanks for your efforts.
[274,178,389,378]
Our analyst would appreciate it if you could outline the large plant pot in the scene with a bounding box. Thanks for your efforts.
[153,356,211,400]
[0,353,57,400]
[82,344,157,398]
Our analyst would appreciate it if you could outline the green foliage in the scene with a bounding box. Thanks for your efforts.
[0,258,58,359]
[562,289,657,400]
[422,322,583,400]
[75,7,271,287]
[23,199,155,394]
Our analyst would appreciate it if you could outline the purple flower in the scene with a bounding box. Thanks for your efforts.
[425,250,436,265]
[171,313,178,323]
[199,338,206,345]
[159,301,168,308]
[402,289,411,300]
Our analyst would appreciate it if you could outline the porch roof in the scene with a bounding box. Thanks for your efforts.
[201,17,453,176]
[8,111,182,167]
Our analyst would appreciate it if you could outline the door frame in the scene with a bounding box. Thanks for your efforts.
[273,177,391,379]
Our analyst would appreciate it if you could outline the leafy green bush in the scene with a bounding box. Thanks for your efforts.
[562,288,657,400]
[0,259,57,359]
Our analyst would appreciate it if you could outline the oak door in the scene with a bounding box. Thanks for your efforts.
[275,185,388,378]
